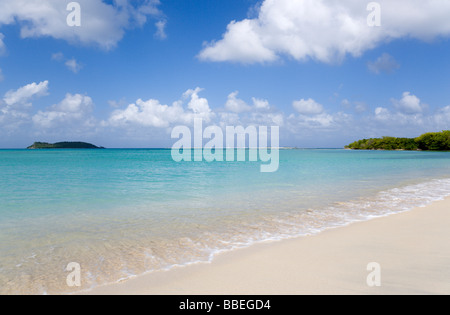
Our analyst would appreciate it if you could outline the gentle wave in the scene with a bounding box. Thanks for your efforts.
[83,177,450,294]
[2,177,450,295]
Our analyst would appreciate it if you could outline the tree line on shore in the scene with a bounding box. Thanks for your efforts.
[346,131,450,151]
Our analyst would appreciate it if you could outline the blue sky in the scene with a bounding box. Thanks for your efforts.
[0,0,450,148]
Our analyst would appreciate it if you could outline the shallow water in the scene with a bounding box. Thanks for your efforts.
[0,149,449,294]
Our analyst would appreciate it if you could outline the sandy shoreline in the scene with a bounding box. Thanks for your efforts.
[82,197,450,295]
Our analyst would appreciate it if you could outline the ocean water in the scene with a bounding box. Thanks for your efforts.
[0,149,450,294]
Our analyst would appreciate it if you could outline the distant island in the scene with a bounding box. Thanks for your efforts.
[27,142,104,149]
[346,131,450,151]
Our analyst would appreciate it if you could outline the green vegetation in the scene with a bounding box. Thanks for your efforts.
[27,142,104,149]
[346,131,450,151]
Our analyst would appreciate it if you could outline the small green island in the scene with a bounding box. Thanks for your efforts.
[346,130,450,151]
[27,142,104,149]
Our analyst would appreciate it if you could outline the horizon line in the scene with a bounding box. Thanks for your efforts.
[0,147,346,150]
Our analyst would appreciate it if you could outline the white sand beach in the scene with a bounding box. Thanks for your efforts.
[83,197,450,295]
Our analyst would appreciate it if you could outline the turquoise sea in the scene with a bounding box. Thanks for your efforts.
[1,149,450,294]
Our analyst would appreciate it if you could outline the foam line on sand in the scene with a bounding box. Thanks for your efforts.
[82,197,450,295]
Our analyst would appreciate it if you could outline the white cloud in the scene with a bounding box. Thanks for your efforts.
[217,112,241,127]
[433,105,450,128]
[108,99,186,128]
[199,19,277,63]
[108,88,214,129]
[32,93,94,128]
[293,98,324,115]
[372,106,428,134]
[392,92,425,114]
[252,97,270,110]
[0,81,49,133]
[0,82,97,139]
[2,82,449,148]
[225,91,252,113]
[374,107,391,121]
[224,92,272,114]
[183,88,214,121]
[218,93,280,128]
[297,113,335,128]
[368,53,400,74]
[155,20,167,39]
[366,95,450,138]
[367,94,444,136]
[65,58,83,73]
[287,98,352,138]
[250,112,284,127]
[199,0,450,64]
[0,0,163,50]
[3,81,49,107]
[106,88,285,137]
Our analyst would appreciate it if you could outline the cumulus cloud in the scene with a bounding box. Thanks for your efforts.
[392,92,425,114]
[366,92,434,136]
[225,91,252,113]
[106,88,285,138]
[2,81,449,148]
[0,0,163,50]
[286,97,353,141]
[293,98,324,115]
[433,105,450,129]
[32,93,94,129]
[183,88,214,122]
[0,81,49,133]
[199,0,450,64]
[3,81,49,108]
[199,19,277,64]
[224,92,273,114]
[108,99,187,128]
[108,87,214,129]
[372,107,429,135]
[367,97,446,137]
[0,85,285,142]
[0,80,101,141]
[374,107,391,121]
[368,53,400,74]
[252,97,270,110]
